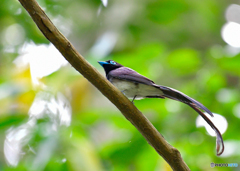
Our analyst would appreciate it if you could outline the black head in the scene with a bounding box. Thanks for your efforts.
[98,60,123,75]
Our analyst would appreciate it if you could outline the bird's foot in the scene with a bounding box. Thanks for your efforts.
[121,90,126,95]
[131,95,137,104]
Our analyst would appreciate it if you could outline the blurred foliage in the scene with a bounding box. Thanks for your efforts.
[0,0,240,171]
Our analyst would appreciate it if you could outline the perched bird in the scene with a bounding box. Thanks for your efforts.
[98,60,224,156]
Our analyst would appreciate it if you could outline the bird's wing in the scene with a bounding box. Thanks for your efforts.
[108,67,155,85]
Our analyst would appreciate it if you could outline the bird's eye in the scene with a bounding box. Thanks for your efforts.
[110,61,116,65]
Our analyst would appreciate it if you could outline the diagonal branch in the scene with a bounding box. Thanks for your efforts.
[17,0,190,170]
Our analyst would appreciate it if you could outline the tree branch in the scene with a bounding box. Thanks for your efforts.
[17,0,190,170]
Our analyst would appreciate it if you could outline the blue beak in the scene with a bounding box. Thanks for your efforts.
[98,61,108,67]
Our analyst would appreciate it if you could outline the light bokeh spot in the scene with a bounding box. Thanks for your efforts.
[196,113,228,137]
[14,42,68,86]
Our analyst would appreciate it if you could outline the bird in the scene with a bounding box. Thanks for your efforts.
[98,60,224,156]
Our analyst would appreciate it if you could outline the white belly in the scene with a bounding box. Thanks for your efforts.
[111,78,163,99]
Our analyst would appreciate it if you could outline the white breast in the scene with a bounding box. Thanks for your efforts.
[110,78,163,99]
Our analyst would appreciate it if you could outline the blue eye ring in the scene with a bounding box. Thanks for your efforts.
[110,61,116,65]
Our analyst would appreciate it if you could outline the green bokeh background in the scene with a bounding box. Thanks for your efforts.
[0,0,239,171]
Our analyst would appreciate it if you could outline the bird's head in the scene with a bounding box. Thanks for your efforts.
[98,60,123,75]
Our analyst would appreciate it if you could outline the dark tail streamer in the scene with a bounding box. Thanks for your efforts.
[189,106,224,156]
[159,85,224,155]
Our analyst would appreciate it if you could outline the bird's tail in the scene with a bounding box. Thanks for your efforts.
[156,85,224,156]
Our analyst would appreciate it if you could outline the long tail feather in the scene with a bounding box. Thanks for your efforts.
[157,85,224,155]
[158,85,213,117]
[190,106,224,156]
